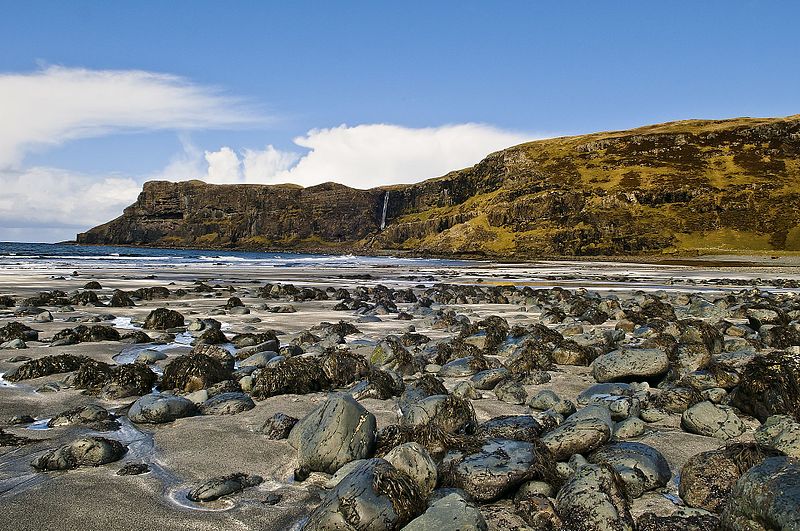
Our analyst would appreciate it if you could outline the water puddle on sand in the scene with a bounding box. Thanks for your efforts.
[25,418,52,431]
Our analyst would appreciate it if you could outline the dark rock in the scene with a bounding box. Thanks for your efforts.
[198,392,255,415]
[4,354,88,381]
[588,442,671,498]
[187,473,263,502]
[130,286,170,300]
[48,404,120,431]
[0,429,33,447]
[477,415,544,441]
[32,437,127,471]
[117,463,150,475]
[109,290,135,307]
[637,510,720,531]
[143,307,184,330]
[51,324,120,345]
[730,350,800,422]
[259,413,298,439]
[160,353,229,392]
[0,321,38,343]
[541,405,613,460]
[403,492,487,531]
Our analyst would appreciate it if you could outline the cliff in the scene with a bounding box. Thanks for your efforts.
[78,115,800,257]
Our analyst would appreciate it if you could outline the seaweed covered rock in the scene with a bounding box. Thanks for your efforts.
[0,322,38,343]
[403,492,487,531]
[5,354,88,382]
[143,307,184,330]
[250,349,368,399]
[187,473,263,502]
[504,339,555,374]
[588,442,671,498]
[51,324,120,345]
[303,458,425,530]
[637,510,720,531]
[721,456,800,530]
[556,463,635,531]
[31,437,127,471]
[383,442,437,498]
[131,286,171,300]
[440,438,555,502]
[371,336,420,375]
[731,350,800,422]
[128,394,197,424]
[72,361,157,399]
[401,394,477,435]
[160,353,229,393]
[350,368,405,400]
[292,393,377,474]
[108,290,135,307]
[679,443,781,513]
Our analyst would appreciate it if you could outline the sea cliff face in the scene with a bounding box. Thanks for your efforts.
[78,115,800,257]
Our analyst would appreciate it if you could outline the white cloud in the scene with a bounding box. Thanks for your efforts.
[182,123,537,189]
[0,65,262,168]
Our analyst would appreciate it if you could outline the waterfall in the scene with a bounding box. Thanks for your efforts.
[380,191,389,230]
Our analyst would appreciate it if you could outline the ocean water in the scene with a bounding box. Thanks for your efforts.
[0,241,469,270]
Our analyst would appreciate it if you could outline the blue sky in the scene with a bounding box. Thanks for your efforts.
[0,1,798,241]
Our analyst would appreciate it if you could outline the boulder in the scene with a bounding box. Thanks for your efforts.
[259,413,299,440]
[591,348,669,383]
[721,456,800,530]
[143,308,185,330]
[128,394,196,424]
[384,442,437,498]
[402,492,487,531]
[160,353,229,392]
[4,354,88,381]
[32,437,127,471]
[588,442,671,498]
[754,415,800,457]
[681,401,745,440]
[187,473,263,502]
[541,405,613,460]
[730,350,800,422]
[556,463,635,531]
[198,392,255,415]
[292,393,377,473]
[303,458,425,530]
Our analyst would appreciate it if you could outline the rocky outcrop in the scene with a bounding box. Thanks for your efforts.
[79,115,800,258]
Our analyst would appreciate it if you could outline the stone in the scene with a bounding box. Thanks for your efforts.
[540,405,613,460]
[402,492,487,531]
[187,473,263,502]
[528,389,561,410]
[493,379,527,404]
[160,353,229,392]
[292,393,376,474]
[4,354,88,381]
[469,368,509,390]
[637,509,720,531]
[439,438,552,502]
[514,492,561,530]
[478,415,543,441]
[721,456,800,530]
[588,442,671,498]
[48,404,120,431]
[755,415,800,457]
[143,307,185,330]
[256,414,295,443]
[384,442,437,498]
[128,393,196,424]
[198,392,255,415]
[614,417,646,439]
[556,463,635,531]
[681,401,745,440]
[400,394,477,435]
[303,458,425,530]
[1,339,26,349]
[32,437,127,471]
[116,463,150,475]
[135,350,167,364]
[239,351,278,368]
[34,311,53,323]
[591,348,669,383]
[730,350,800,422]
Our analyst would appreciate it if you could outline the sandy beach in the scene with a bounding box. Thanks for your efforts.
[1,252,799,530]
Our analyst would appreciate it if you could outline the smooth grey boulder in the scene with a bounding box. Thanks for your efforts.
[556,463,635,531]
[32,437,127,471]
[238,351,278,368]
[384,443,437,498]
[303,458,425,530]
[440,438,549,502]
[588,394,641,421]
[681,401,745,440]
[755,415,800,457]
[528,389,561,411]
[541,405,613,460]
[187,473,263,502]
[437,357,480,378]
[198,392,255,415]
[577,382,634,405]
[721,456,800,530]
[591,348,669,383]
[614,417,646,439]
[402,492,487,531]
[135,350,167,364]
[292,393,376,473]
[128,393,196,424]
[589,442,671,498]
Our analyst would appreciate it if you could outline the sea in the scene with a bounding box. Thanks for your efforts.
[0,241,469,271]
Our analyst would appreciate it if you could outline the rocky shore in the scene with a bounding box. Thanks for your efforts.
[1,259,799,530]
